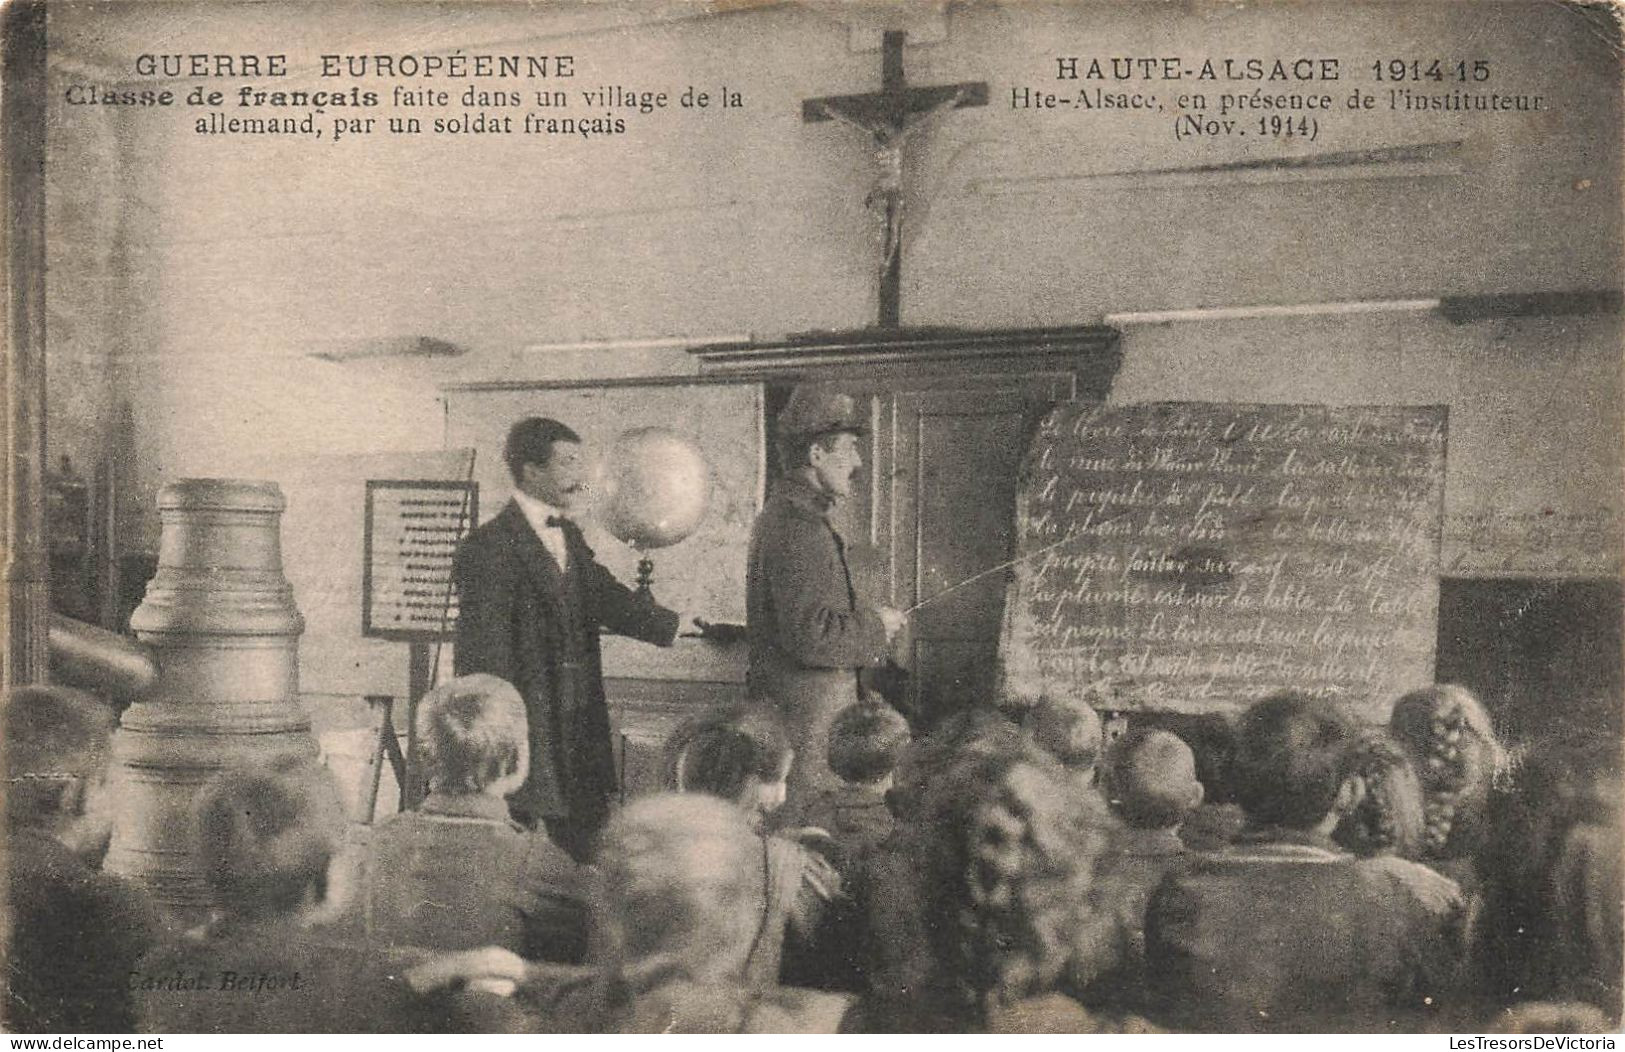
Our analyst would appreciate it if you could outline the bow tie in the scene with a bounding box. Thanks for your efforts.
[545,514,569,528]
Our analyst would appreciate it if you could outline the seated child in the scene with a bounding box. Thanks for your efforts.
[1022,692,1115,831]
[1333,732,1427,859]
[1389,684,1508,885]
[1144,692,1465,1033]
[801,700,911,872]
[359,674,586,961]
[405,794,854,1033]
[1158,717,1247,852]
[4,685,164,1033]
[665,704,842,989]
[1332,731,1463,923]
[851,735,1123,1033]
[1473,732,1622,1022]
[1491,1002,1617,1035]
[885,705,1023,823]
[856,707,1029,1001]
[787,700,911,992]
[1074,728,1204,1014]
[135,758,415,1033]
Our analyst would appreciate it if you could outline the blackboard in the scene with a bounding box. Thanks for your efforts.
[998,402,1447,722]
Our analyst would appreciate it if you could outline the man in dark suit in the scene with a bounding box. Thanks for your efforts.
[453,417,680,862]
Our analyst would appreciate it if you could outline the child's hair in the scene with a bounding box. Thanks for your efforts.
[1105,728,1203,830]
[1332,732,1426,857]
[415,673,528,794]
[1021,693,1103,773]
[913,738,1103,1025]
[4,685,115,828]
[1232,691,1356,829]
[667,704,792,803]
[1389,684,1506,856]
[1475,732,1622,1015]
[887,707,1022,821]
[827,700,912,785]
[196,756,345,919]
[591,793,763,989]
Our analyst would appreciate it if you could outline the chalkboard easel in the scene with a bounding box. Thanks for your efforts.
[361,478,478,812]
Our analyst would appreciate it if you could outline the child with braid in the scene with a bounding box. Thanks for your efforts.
[855,736,1136,1032]
[1334,732,1428,859]
[1389,685,1508,884]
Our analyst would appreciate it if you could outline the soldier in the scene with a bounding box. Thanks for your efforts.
[746,386,906,820]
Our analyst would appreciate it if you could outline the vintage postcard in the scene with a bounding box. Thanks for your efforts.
[4,0,1620,1037]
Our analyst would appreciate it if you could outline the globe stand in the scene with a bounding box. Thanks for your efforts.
[635,555,655,600]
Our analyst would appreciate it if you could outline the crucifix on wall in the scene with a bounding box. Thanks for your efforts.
[802,30,988,327]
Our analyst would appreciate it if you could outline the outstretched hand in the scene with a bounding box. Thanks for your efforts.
[682,617,748,644]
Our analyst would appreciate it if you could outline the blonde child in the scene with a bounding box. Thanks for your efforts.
[360,673,586,961]
[4,685,163,1033]
[405,794,853,1032]
[1389,684,1508,881]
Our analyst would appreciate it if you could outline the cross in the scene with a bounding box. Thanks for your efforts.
[803,30,988,327]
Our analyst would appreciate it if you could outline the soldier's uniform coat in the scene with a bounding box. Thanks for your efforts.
[746,474,890,814]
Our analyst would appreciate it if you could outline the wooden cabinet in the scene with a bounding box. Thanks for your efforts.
[607,676,747,800]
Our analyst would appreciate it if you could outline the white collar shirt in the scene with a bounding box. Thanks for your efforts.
[512,489,570,571]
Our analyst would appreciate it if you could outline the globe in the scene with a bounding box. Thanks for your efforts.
[596,427,712,550]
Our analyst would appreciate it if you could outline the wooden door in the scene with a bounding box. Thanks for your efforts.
[876,376,1076,727]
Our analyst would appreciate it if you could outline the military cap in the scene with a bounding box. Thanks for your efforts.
[779,385,866,441]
